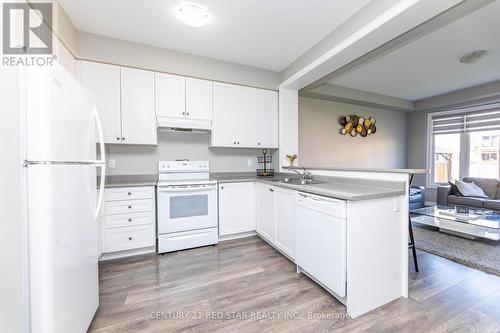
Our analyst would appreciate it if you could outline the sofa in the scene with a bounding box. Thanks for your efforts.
[437,177,500,211]
[409,185,426,210]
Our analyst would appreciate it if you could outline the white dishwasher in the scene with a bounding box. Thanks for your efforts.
[295,191,347,298]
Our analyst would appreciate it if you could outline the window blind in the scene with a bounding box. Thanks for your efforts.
[431,109,500,135]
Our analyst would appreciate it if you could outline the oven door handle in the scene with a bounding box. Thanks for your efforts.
[158,185,217,193]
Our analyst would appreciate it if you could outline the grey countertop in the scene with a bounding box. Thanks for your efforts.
[99,174,158,188]
[100,172,406,200]
[283,166,429,174]
[212,172,406,201]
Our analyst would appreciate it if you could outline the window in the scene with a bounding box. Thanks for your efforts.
[433,133,460,183]
[469,130,500,178]
[428,106,500,185]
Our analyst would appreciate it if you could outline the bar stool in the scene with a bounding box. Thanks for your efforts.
[409,174,419,272]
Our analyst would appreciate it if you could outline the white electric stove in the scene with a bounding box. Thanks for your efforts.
[156,161,218,253]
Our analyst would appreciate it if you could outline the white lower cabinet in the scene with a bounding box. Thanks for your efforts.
[256,183,296,259]
[274,187,296,258]
[216,181,295,259]
[101,186,155,258]
[218,182,256,236]
[105,224,155,253]
[256,182,276,242]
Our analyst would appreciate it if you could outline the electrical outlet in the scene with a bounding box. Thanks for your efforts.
[247,158,253,166]
[108,159,116,168]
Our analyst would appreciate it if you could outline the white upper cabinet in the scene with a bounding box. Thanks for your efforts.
[212,82,237,146]
[120,68,157,145]
[211,84,278,148]
[256,89,279,148]
[79,61,121,144]
[155,73,185,119]
[236,86,257,147]
[79,61,157,145]
[186,78,213,121]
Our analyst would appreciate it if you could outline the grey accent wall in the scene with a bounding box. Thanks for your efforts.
[77,32,281,90]
[406,109,437,202]
[105,131,277,175]
[298,97,407,169]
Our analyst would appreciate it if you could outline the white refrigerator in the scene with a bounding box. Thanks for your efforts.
[20,64,106,332]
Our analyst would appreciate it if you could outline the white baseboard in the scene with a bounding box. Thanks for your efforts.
[99,246,156,261]
[219,231,257,242]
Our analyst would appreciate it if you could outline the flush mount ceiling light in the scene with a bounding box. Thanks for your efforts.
[177,4,209,28]
[459,50,488,64]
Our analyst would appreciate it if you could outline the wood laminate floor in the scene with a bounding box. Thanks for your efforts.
[89,236,500,333]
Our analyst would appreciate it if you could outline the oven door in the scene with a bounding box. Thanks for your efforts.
[157,184,218,234]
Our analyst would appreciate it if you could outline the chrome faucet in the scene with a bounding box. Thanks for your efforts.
[289,168,313,181]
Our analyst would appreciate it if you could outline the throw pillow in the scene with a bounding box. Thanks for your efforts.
[448,181,462,196]
[455,180,489,198]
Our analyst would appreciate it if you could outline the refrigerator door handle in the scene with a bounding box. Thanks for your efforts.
[94,107,106,219]
[94,107,106,164]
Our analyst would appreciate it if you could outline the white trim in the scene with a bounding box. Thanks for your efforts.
[218,231,257,242]
[99,246,155,261]
[280,0,420,89]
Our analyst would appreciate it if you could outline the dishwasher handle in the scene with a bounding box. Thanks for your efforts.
[296,192,346,218]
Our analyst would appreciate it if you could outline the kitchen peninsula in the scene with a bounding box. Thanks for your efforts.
[214,167,426,318]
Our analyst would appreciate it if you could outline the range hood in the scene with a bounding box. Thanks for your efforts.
[157,116,211,133]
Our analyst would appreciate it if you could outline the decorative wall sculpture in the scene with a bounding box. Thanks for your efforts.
[339,115,377,137]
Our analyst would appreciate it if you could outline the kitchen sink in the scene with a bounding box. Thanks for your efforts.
[280,178,326,185]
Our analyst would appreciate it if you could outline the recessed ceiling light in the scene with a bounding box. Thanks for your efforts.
[177,4,209,28]
[459,50,488,64]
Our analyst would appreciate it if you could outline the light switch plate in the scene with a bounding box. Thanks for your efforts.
[247,158,252,166]
[108,159,116,168]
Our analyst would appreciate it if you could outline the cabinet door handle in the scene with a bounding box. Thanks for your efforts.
[221,186,224,189]
[269,188,274,192]
[127,192,131,196]
[233,141,236,145]
[128,237,133,241]
[128,218,132,222]
[128,205,132,209]
[186,112,190,116]
[122,137,125,141]
[182,112,185,115]
[258,142,261,145]
[116,137,120,141]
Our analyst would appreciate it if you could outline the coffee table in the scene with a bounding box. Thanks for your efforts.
[411,205,500,241]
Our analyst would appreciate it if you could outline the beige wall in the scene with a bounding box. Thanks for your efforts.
[105,132,278,176]
[298,97,407,169]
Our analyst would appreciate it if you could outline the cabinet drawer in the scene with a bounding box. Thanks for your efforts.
[105,199,153,215]
[105,224,155,253]
[105,211,154,229]
[105,186,154,201]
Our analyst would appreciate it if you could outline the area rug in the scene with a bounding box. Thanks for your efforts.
[412,224,500,276]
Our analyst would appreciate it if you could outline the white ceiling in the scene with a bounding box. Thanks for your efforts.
[58,0,371,72]
[329,0,500,101]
